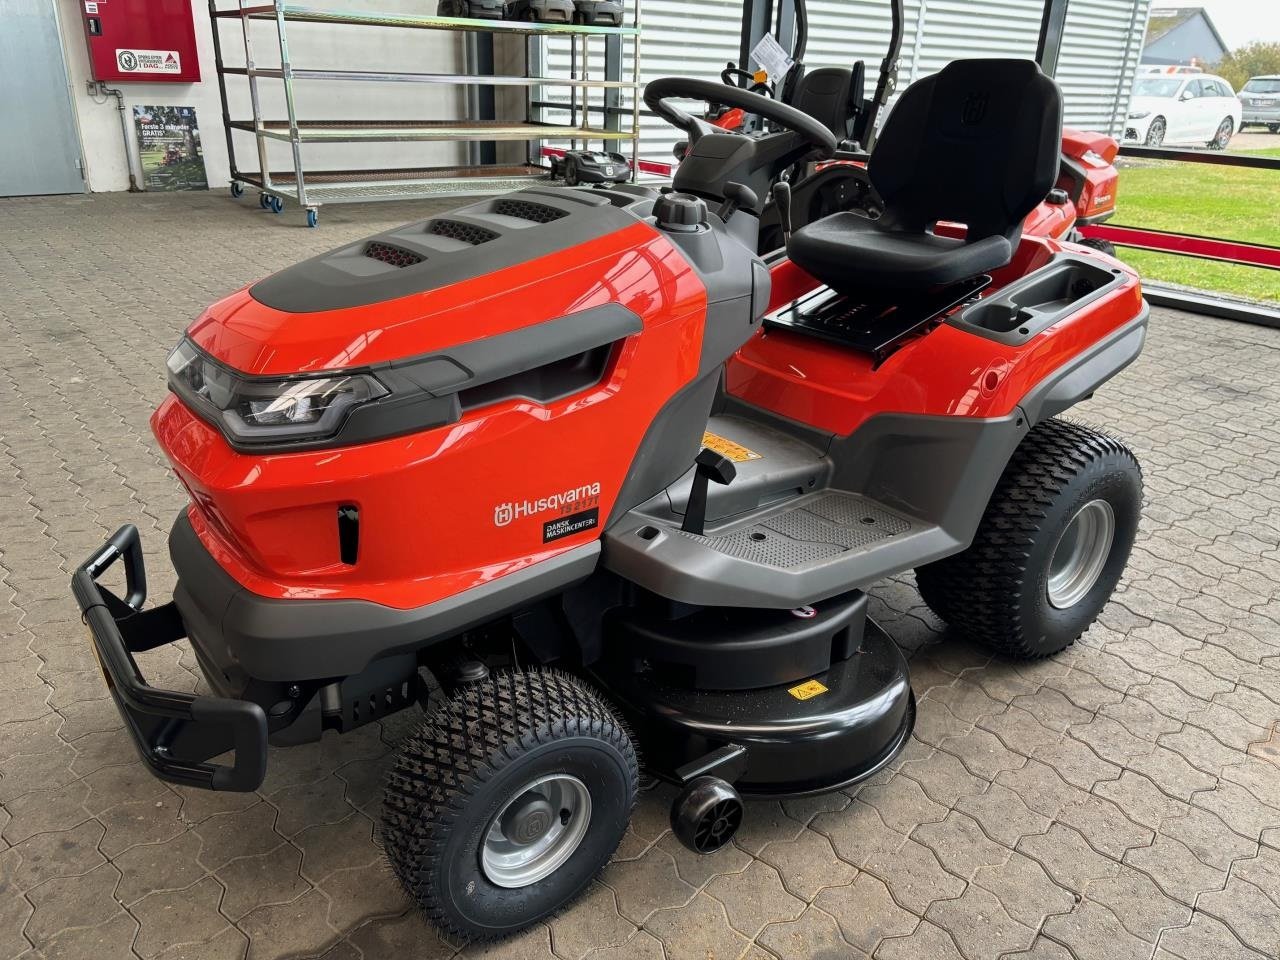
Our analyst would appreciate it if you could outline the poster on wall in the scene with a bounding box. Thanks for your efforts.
[132,106,208,191]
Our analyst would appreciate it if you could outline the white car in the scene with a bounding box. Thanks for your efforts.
[1124,73,1243,149]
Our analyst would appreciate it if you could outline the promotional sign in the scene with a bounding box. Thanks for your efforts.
[133,106,208,191]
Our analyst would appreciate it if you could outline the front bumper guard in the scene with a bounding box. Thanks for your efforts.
[71,524,267,791]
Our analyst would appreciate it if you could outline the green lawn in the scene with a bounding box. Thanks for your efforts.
[1111,159,1279,303]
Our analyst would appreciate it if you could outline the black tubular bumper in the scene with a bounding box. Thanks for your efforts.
[71,525,268,791]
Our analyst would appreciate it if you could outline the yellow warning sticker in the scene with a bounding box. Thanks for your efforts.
[753,69,770,84]
[702,431,762,463]
[788,679,828,701]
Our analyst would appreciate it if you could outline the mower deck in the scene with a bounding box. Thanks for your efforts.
[591,616,915,797]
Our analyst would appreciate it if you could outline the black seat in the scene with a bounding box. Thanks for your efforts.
[787,59,1063,299]
[790,66,861,144]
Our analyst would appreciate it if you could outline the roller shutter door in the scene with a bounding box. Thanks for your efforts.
[802,0,1148,137]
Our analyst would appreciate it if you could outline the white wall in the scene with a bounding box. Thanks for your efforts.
[56,0,470,192]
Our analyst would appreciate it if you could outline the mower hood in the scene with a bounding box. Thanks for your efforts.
[187,188,673,377]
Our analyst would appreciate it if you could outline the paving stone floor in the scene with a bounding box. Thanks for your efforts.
[1,191,1278,960]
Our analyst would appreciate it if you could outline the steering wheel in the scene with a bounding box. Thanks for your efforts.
[644,77,837,160]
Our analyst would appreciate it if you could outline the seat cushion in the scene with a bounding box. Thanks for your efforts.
[788,211,1012,297]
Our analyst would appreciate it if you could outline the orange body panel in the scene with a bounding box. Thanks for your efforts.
[156,224,707,609]
[732,235,1143,437]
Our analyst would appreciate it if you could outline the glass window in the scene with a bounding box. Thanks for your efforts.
[1132,77,1183,98]
[1242,78,1280,94]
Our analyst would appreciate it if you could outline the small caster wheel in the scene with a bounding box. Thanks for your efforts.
[306,209,318,228]
[230,181,243,198]
[671,776,743,853]
[258,192,269,209]
[268,196,284,214]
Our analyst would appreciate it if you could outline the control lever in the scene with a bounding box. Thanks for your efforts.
[681,448,737,537]
[716,181,759,222]
[772,181,793,243]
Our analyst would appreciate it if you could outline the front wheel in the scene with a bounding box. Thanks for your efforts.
[1080,236,1116,257]
[1208,117,1234,150]
[1269,124,1279,134]
[915,419,1142,659]
[382,669,638,942]
[1144,117,1166,147]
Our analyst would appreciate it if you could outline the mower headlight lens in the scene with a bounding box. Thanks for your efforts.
[167,339,387,444]
[1128,110,1151,119]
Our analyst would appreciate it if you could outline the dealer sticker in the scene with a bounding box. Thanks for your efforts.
[787,679,828,701]
[702,430,762,463]
[116,48,183,74]
[543,508,599,543]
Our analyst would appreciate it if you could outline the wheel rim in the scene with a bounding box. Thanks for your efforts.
[1214,119,1231,148]
[481,774,592,888]
[1147,120,1164,146]
[1047,499,1116,610]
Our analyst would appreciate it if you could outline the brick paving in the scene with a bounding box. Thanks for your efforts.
[1,191,1278,960]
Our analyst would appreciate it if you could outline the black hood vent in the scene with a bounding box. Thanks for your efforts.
[427,219,500,245]
[365,242,424,268]
[492,198,568,223]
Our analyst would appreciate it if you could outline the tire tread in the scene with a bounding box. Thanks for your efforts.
[915,418,1140,659]
[382,667,638,941]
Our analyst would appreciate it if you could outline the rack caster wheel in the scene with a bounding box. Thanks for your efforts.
[268,196,284,214]
[230,181,243,198]
[258,192,270,209]
[671,776,742,853]
[306,209,318,228]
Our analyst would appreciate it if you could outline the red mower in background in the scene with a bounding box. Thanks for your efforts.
[73,43,1148,946]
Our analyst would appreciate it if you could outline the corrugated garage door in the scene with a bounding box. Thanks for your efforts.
[541,0,1149,165]
[1057,0,1153,135]
[804,0,1149,136]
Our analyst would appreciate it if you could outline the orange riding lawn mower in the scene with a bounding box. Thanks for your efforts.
[73,0,1146,942]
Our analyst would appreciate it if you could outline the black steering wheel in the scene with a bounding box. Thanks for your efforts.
[644,77,837,160]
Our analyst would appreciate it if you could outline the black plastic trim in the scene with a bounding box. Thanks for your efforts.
[169,511,600,682]
[1018,299,1149,425]
[175,302,643,454]
[70,525,268,792]
[249,188,642,313]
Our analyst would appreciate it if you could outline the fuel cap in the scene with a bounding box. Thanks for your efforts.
[653,192,708,232]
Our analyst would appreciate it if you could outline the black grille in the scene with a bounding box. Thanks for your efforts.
[492,199,568,223]
[364,242,423,267]
[426,219,500,245]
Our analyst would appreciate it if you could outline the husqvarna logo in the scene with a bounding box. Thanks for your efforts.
[494,482,601,527]
[961,91,989,125]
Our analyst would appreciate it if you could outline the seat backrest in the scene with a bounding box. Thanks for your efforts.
[790,66,862,143]
[868,58,1063,241]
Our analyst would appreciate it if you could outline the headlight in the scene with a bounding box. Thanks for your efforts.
[1128,110,1151,120]
[166,339,387,444]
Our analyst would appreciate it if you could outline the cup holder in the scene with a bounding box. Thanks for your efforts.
[954,254,1121,343]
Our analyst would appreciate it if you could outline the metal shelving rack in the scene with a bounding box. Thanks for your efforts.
[208,1,642,224]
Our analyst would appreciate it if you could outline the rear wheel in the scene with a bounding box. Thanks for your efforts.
[1208,117,1234,150]
[564,162,579,187]
[1269,124,1280,134]
[1144,117,1166,147]
[1079,236,1116,257]
[382,669,638,942]
[915,419,1142,659]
